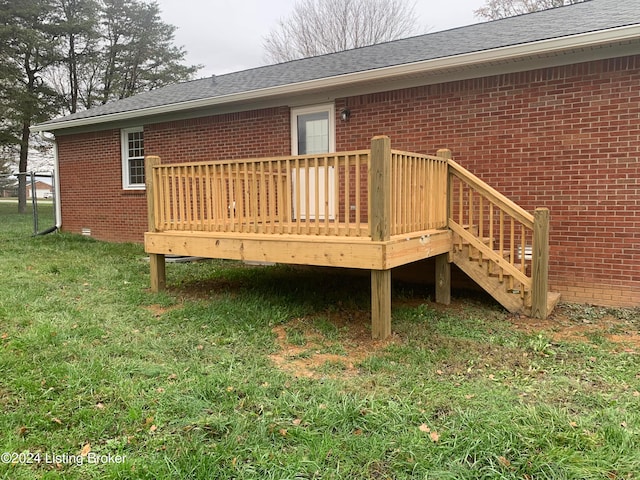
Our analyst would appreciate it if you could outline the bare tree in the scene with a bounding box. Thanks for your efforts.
[264,0,419,64]
[475,0,586,20]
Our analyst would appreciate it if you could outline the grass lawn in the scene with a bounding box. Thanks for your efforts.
[1,202,639,479]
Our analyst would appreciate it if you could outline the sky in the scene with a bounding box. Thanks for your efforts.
[155,0,488,78]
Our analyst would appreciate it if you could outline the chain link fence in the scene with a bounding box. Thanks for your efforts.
[0,171,57,235]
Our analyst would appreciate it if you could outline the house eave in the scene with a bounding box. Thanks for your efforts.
[31,24,640,134]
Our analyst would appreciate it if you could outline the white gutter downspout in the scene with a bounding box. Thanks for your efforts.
[53,139,61,230]
[36,132,62,232]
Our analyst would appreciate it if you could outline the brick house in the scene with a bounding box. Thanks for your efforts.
[26,179,53,199]
[32,0,640,308]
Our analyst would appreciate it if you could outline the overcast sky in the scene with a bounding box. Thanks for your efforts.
[155,0,488,78]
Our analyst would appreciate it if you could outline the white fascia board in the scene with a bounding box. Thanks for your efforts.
[31,24,640,134]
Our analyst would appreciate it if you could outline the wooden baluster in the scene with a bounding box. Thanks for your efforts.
[286,159,292,234]
[295,157,301,234]
[185,165,198,231]
[230,164,237,232]
[509,217,515,291]
[314,157,320,235]
[424,156,430,229]
[521,224,527,299]
[259,161,266,234]
[224,164,230,231]
[196,164,202,231]
[468,189,474,260]
[269,160,276,234]
[478,195,484,263]
[416,155,421,229]
[177,166,185,230]
[499,210,504,282]
[277,160,282,233]
[214,164,222,231]
[303,157,310,234]
[250,162,257,233]
[333,155,342,235]
[488,204,494,275]
[354,154,362,237]
[458,178,463,250]
[344,154,351,236]
[324,155,331,236]
[401,154,408,234]
[390,153,397,236]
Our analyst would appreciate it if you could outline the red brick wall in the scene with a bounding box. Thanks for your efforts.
[144,107,291,162]
[56,108,291,243]
[56,129,149,242]
[335,56,640,306]
[56,57,639,305]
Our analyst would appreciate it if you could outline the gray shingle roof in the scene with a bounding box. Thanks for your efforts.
[36,0,640,129]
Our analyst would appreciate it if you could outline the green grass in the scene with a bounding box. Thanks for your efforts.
[1,202,639,479]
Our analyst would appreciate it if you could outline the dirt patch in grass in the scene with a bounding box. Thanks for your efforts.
[144,303,183,317]
[510,304,640,352]
[269,311,400,379]
[270,300,639,379]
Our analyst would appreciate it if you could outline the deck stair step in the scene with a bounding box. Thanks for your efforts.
[451,246,560,316]
[487,263,525,279]
[462,246,513,263]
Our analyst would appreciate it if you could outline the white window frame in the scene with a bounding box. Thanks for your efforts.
[121,127,145,190]
[290,103,335,155]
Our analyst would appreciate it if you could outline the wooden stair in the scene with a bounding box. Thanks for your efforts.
[452,244,561,315]
[446,157,560,319]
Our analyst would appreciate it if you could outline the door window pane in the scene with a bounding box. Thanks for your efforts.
[297,112,329,154]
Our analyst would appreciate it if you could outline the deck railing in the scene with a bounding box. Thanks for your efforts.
[145,137,449,240]
[391,150,448,235]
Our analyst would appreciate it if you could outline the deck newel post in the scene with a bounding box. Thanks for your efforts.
[369,136,392,340]
[145,155,166,293]
[435,148,452,305]
[531,207,550,319]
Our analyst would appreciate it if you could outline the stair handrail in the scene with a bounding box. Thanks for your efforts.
[448,159,533,229]
[445,155,550,318]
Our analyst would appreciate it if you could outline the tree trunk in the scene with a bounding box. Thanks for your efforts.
[17,122,30,214]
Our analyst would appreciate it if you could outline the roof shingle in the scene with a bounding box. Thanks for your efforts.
[37,0,640,128]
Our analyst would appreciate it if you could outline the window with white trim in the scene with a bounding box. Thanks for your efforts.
[121,127,145,189]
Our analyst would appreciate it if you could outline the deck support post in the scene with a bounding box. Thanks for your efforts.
[435,148,452,306]
[435,253,451,305]
[149,253,166,292]
[146,155,166,292]
[531,208,550,319]
[369,136,392,339]
[371,270,391,339]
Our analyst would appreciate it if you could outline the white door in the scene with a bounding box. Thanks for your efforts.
[291,105,336,221]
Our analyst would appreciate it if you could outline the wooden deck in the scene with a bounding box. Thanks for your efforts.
[144,136,556,339]
[145,228,452,270]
